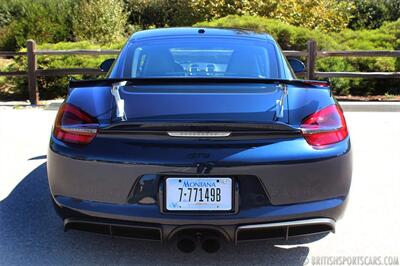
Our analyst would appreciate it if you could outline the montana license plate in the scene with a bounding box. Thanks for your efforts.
[165,177,232,211]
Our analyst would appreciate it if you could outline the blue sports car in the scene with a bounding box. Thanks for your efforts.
[47,28,352,253]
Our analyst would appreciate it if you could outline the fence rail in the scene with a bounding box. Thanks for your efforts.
[1,39,399,105]
[315,71,400,78]
[34,50,120,56]
[317,50,400,57]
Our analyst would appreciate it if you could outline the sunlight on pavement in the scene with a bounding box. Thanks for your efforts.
[0,108,56,201]
[0,107,399,264]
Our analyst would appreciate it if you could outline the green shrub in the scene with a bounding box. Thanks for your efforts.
[0,0,129,50]
[72,0,128,44]
[348,0,390,30]
[348,0,400,30]
[2,41,124,100]
[385,0,400,22]
[327,20,399,95]
[124,0,196,28]
[0,0,75,50]
[0,0,22,28]
[191,0,354,32]
[2,16,400,99]
[197,15,400,96]
[196,15,341,50]
[261,0,354,33]
[123,0,353,32]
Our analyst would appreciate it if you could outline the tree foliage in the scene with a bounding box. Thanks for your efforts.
[190,0,354,32]
[190,0,260,20]
[72,0,127,44]
[349,0,389,29]
[124,0,196,28]
[0,0,75,50]
[348,0,400,30]
[124,0,354,32]
[268,0,354,32]
[386,0,400,21]
[1,0,398,49]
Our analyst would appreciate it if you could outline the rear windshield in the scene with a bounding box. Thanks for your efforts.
[112,37,283,79]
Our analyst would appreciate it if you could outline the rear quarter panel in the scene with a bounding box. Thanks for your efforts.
[288,85,335,127]
[67,86,113,124]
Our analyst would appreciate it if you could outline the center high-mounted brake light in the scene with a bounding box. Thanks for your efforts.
[301,104,348,146]
[53,103,98,144]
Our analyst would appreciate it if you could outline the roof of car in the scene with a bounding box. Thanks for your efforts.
[129,27,274,41]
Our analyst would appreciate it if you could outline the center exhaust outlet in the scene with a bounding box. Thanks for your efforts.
[171,227,228,253]
[201,237,221,253]
[176,236,197,253]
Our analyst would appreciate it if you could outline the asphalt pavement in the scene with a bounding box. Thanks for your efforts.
[0,105,399,265]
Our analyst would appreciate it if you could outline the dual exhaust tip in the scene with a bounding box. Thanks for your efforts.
[174,232,223,253]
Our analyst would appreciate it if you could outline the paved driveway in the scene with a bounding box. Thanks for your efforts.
[0,107,399,265]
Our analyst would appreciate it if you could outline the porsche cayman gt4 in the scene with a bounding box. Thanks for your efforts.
[47,28,352,252]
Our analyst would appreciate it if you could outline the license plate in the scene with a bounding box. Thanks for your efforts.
[165,177,232,211]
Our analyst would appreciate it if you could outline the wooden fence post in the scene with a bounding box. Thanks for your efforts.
[306,39,317,80]
[27,40,39,105]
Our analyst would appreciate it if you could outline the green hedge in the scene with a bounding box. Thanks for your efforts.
[0,0,130,51]
[1,16,400,100]
[196,15,400,96]
[1,41,124,100]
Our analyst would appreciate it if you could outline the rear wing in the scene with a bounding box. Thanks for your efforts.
[68,78,330,122]
[68,78,330,90]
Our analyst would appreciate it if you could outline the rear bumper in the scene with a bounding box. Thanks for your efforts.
[48,138,352,206]
[62,216,336,244]
[58,197,340,243]
[48,137,351,242]
[51,177,348,243]
[53,193,347,226]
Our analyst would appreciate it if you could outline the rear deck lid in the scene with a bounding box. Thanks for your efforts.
[117,82,288,124]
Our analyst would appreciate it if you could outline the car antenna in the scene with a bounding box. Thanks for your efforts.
[275,82,288,120]
[111,81,127,121]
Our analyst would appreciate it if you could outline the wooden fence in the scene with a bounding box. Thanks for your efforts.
[1,39,399,105]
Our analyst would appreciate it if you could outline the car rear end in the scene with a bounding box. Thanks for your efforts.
[47,28,352,249]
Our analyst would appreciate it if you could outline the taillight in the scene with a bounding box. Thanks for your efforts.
[301,104,348,146]
[53,103,98,144]
[303,81,330,87]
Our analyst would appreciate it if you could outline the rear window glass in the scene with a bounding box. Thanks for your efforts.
[114,37,282,79]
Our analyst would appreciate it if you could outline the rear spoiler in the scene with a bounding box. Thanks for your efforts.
[68,78,330,90]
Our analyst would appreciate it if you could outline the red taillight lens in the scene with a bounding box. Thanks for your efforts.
[53,103,98,144]
[303,80,330,87]
[301,104,348,146]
